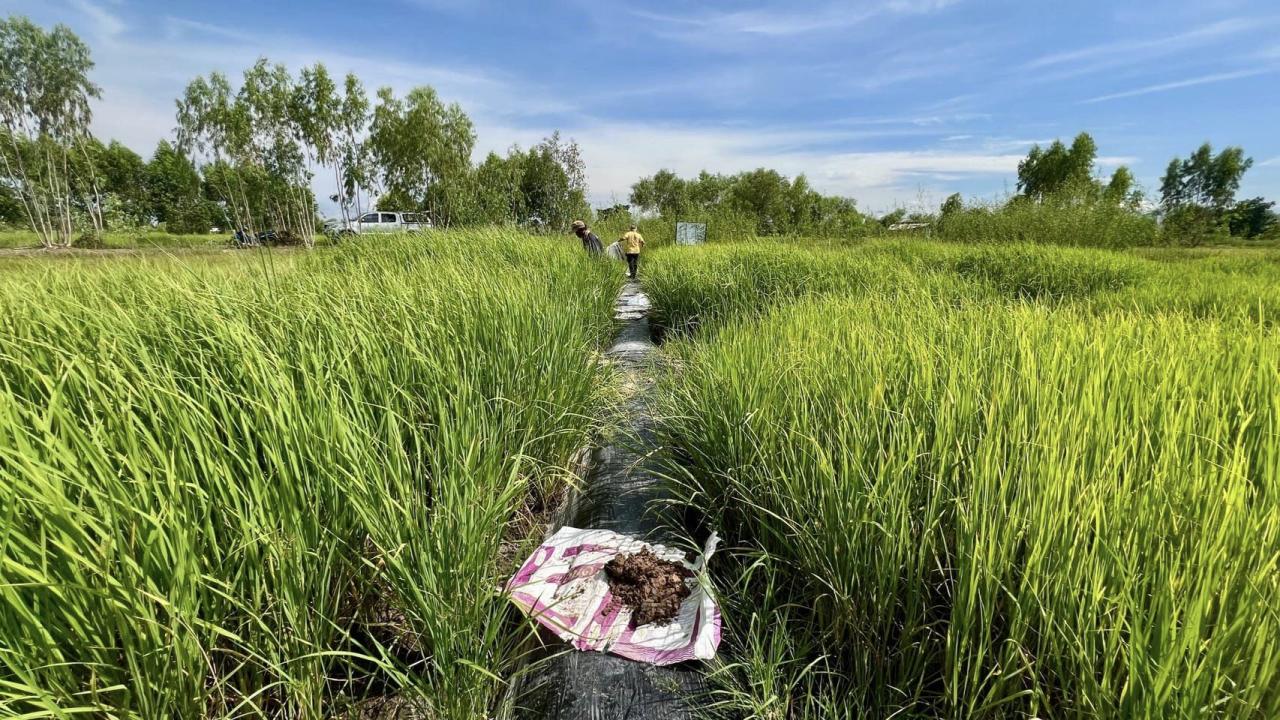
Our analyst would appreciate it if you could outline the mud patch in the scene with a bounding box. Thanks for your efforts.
[604,548,694,627]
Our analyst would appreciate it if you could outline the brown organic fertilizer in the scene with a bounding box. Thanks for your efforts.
[604,548,694,627]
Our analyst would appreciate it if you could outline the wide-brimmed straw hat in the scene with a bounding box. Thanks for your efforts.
[571,220,587,231]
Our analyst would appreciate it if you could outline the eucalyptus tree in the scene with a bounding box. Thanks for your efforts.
[0,17,102,247]
[1159,143,1254,244]
[178,60,323,245]
[176,71,252,233]
[520,132,588,230]
[292,63,341,237]
[1017,133,1098,201]
[630,169,689,218]
[475,150,525,224]
[294,66,371,225]
[940,193,964,217]
[1160,143,1253,214]
[239,59,314,245]
[295,65,377,227]
[95,140,149,225]
[337,73,372,222]
[368,86,475,226]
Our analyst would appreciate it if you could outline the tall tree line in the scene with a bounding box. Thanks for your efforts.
[630,132,1274,246]
[0,15,588,246]
[0,17,101,246]
[3,16,1274,248]
[628,168,872,237]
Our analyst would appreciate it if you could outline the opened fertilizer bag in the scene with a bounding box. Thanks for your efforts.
[506,527,721,665]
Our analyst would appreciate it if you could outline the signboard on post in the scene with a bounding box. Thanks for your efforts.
[675,222,707,246]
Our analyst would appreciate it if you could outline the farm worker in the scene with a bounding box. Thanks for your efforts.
[571,220,604,256]
[621,224,645,280]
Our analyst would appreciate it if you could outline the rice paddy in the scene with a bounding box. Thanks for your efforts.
[0,231,620,717]
[1,231,1277,718]
[647,240,1280,718]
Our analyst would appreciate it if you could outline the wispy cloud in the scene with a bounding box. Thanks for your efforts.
[67,0,126,38]
[1258,156,1280,167]
[479,118,1027,210]
[981,138,1054,151]
[161,17,256,44]
[631,6,875,38]
[829,112,989,127]
[1026,18,1257,73]
[631,0,960,41]
[1082,68,1275,103]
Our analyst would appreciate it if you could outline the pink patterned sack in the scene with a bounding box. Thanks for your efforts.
[507,527,721,665]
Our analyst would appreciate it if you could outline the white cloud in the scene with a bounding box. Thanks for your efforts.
[633,6,876,38]
[827,112,991,128]
[631,0,960,41]
[68,0,125,38]
[1082,68,1275,103]
[1258,156,1280,167]
[475,119,1028,211]
[1026,18,1258,74]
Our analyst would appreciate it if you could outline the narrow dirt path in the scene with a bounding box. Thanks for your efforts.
[515,280,705,719]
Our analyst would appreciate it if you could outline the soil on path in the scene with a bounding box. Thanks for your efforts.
[604,549,695,628]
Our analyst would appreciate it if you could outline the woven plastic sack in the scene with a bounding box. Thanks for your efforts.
[507,527,721,665]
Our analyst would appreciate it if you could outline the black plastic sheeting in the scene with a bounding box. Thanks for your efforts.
[512,281,708,719]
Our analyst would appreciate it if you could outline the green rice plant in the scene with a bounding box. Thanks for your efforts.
[641,242,933,336]
[1094,264,1280,325]
[647,240,1280,717]
[644,239,1280,333]
[1131,246,1280,273]
[657,293,1279,718]
[0,229,235,249]
[0,230,620,718]
[938,243,1146,299]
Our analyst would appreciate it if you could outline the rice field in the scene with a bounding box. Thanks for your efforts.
[0,231,620,717]
[2,231,1277,719]
[647,241,1280,718]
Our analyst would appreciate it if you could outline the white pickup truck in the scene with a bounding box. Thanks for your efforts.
[325,211,431,239]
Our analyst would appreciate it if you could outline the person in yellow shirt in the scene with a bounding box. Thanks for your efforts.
[620,224,645,280]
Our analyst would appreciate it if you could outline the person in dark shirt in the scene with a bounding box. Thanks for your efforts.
[571,220,604,255]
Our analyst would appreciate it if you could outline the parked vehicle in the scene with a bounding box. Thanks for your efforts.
[229,228,303,248]
[230,228,277,248]
[324,211,431,240]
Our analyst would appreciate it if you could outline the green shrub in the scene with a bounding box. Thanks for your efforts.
[1160,204,1231,247]
[937,200,1159,248]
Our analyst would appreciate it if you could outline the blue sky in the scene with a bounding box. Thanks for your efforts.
[3,0,1278,214]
